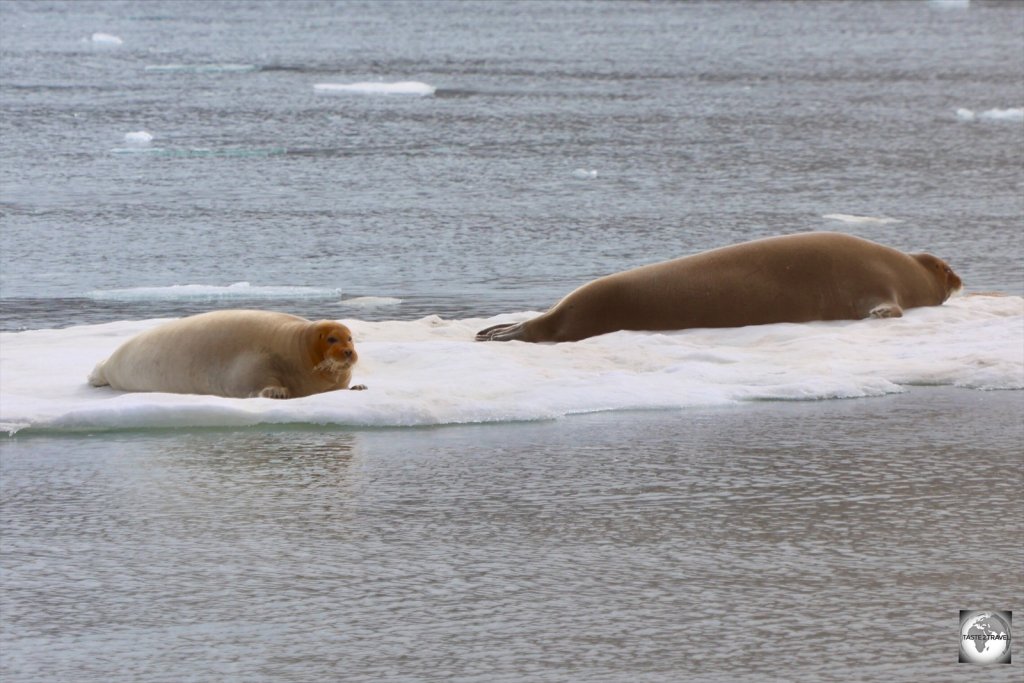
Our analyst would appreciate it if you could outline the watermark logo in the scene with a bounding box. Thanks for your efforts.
[959,610,1011,664]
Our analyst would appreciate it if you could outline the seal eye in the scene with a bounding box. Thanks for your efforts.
[327,336,338,344]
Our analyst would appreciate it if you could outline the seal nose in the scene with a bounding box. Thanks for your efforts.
[344,349,353,358]
[949,270,963,294]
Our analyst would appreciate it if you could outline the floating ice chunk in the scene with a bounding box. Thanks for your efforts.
[927,0,970,8]
[572,168,598,180]
[87,282,342,301]
[956,107,1023,123]
[342,296,403,308]
[90,32,123,46]
[124,131,153,146]
[979,108,1024,122]
[313,81,436,96]
[1,296,1020,434]
[822,214,903,225]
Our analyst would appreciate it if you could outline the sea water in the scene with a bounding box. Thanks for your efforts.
[1,1,1022,681]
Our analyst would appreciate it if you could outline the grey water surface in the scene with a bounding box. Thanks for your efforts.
[2,389,1023,682]
[1,0,1022,330]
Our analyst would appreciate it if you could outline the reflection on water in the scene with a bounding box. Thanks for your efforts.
[2,388,1021,682]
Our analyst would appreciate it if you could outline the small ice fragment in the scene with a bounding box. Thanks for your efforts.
[979,108,1023,122]
[572,168,598,179]
[342,296,403,308]
[957,107,1023,123]
[91,32,123,45]
[124,131,153,145]
[313,81,436,96]
[822,214,903,225]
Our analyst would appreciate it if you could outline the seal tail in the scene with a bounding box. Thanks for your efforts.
[88,361,110,387]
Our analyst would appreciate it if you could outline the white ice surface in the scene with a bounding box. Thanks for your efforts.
[1,296,1020,434]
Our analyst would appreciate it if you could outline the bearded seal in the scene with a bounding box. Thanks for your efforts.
[476,232,962,343]
[89,310,366,398]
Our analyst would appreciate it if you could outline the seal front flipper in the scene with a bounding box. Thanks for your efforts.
[350,384,368,391]
[88,361,110,387]
[475,322,526,342]
[868,303,904,319]
[258,385,292,399]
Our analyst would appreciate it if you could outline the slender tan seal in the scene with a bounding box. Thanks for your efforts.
[89,310,366,398]
[476,231,962,343]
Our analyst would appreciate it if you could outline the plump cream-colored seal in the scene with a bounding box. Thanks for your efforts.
[89,310,365,398]
[476,231,962,343]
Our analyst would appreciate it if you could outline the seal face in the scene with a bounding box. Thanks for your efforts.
[89,310,365,398]
[476,231,962,343]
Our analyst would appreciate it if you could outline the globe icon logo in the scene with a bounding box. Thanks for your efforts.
[959,611,1011,664]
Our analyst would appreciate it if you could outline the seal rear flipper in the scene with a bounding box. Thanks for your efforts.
[868,302,903,319]
[88,361,110,387]
[475,322,526,342]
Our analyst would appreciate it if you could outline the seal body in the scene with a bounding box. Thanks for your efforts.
[476,232,962,343]
[89,310,363,398]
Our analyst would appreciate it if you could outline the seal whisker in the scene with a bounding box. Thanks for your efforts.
[313,357,352,376]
